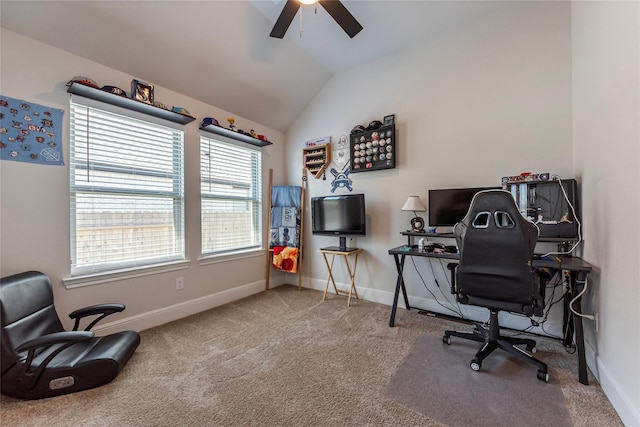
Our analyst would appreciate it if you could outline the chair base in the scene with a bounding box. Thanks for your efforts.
[443,310,549,382]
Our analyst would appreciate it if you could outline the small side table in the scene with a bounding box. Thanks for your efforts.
[319,247,363,307]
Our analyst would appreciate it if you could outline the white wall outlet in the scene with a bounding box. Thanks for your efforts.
[175,277,184,291]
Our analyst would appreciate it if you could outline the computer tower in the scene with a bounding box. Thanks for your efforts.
[503,178,580,238]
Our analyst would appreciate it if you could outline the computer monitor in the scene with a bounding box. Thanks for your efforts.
[428,187,500,227]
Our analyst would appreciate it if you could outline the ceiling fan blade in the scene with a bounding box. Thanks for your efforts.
[270,0,301,38]
[318,0,363,38]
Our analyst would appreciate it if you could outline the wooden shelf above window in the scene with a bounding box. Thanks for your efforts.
[200,124,273,147]
[67,82,196,125]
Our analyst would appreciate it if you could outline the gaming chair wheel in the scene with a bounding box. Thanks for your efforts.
[442,335,451,345]
[537,370,550,382]
[526,344,537,354]
[470,359,481,371]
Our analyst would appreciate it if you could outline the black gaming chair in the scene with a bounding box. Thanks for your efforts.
[442,190,549,382]
[0,271,140,399]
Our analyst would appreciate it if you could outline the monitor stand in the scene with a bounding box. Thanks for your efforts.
[321,237,358,252]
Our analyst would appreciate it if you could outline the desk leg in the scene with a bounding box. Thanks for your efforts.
[563,270,589,385]
[563,284,572,349]
[573,271,589,385]
[322,253,339,301]
[389,254,408,327]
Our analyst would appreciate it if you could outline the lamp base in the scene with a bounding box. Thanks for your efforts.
[410,216,425,233]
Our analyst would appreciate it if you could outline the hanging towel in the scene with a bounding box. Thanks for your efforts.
[272,186,302,208]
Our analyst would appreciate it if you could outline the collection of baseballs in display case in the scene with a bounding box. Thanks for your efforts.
[350,124,395,172]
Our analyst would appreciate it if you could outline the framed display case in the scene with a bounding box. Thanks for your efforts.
[349,124,396,173]
[303,143,331,179]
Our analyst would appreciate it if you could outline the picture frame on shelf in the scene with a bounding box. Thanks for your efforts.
[131,79,154,105]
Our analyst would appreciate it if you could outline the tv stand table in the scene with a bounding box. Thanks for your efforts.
[319,247,363,307]
[388,245,593,385]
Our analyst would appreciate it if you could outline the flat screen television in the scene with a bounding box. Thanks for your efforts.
[428,187,500,227]
[311,193,366,251]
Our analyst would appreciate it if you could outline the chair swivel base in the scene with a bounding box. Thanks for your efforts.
[442,311,549,382]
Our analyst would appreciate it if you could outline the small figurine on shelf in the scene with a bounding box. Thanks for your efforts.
[250,129,257,138]
[227,117,236,131]
[154,101,169,110]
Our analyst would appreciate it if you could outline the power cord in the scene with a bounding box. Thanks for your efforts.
[430,258,467,318]
[432,258,467,317]
[410,256,465,319]
[568,276,595,321]
[537,176,595,346]
[510,272,566,340]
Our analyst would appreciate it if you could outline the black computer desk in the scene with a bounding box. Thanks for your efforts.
[388,245,593,385]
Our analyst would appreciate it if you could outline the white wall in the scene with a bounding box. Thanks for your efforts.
[0,29,287,331]
[286,1,573,330]
[2,1,637,423]
[571,2,640,425]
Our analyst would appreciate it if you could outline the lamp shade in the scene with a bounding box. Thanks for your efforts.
[401,196,426,212]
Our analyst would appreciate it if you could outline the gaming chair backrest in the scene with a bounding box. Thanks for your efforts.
[453,190,539,305]
[0,271,65,375]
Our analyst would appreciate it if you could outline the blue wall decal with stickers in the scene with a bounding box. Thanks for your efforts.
[0,95,64,165]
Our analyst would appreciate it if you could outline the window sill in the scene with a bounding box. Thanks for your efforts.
[198,248,265,266]
[63,260,191,289]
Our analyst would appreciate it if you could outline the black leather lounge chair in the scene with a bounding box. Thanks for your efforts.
[0,271,140,399]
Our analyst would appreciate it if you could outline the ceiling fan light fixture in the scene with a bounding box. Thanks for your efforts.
[270,0,362,39]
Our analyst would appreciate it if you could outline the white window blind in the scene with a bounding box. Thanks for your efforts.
[200,136,262,255]
[70,101,185,275]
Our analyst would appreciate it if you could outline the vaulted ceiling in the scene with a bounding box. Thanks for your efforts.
[1,1,500,132]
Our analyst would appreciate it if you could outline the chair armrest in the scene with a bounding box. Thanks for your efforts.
[15,331,94,376]
[446,263,458,294]
[69,303,125,319]
[532,268,552,317]
[69,303,125,331]
[15,331,94,353]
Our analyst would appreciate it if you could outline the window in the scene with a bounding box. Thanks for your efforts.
[70,101,185,275]
[200,136,262,255]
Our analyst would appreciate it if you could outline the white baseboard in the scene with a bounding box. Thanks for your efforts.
[562,315,639,426]
[593,352,640,427]
[94,279,270,334]
[303,276,392,306]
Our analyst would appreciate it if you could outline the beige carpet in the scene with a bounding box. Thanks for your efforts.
[1,285,622,426]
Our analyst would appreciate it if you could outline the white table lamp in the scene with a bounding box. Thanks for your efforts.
[402,196,426,232]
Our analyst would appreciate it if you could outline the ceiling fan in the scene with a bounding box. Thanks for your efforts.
[270,0,363,39]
